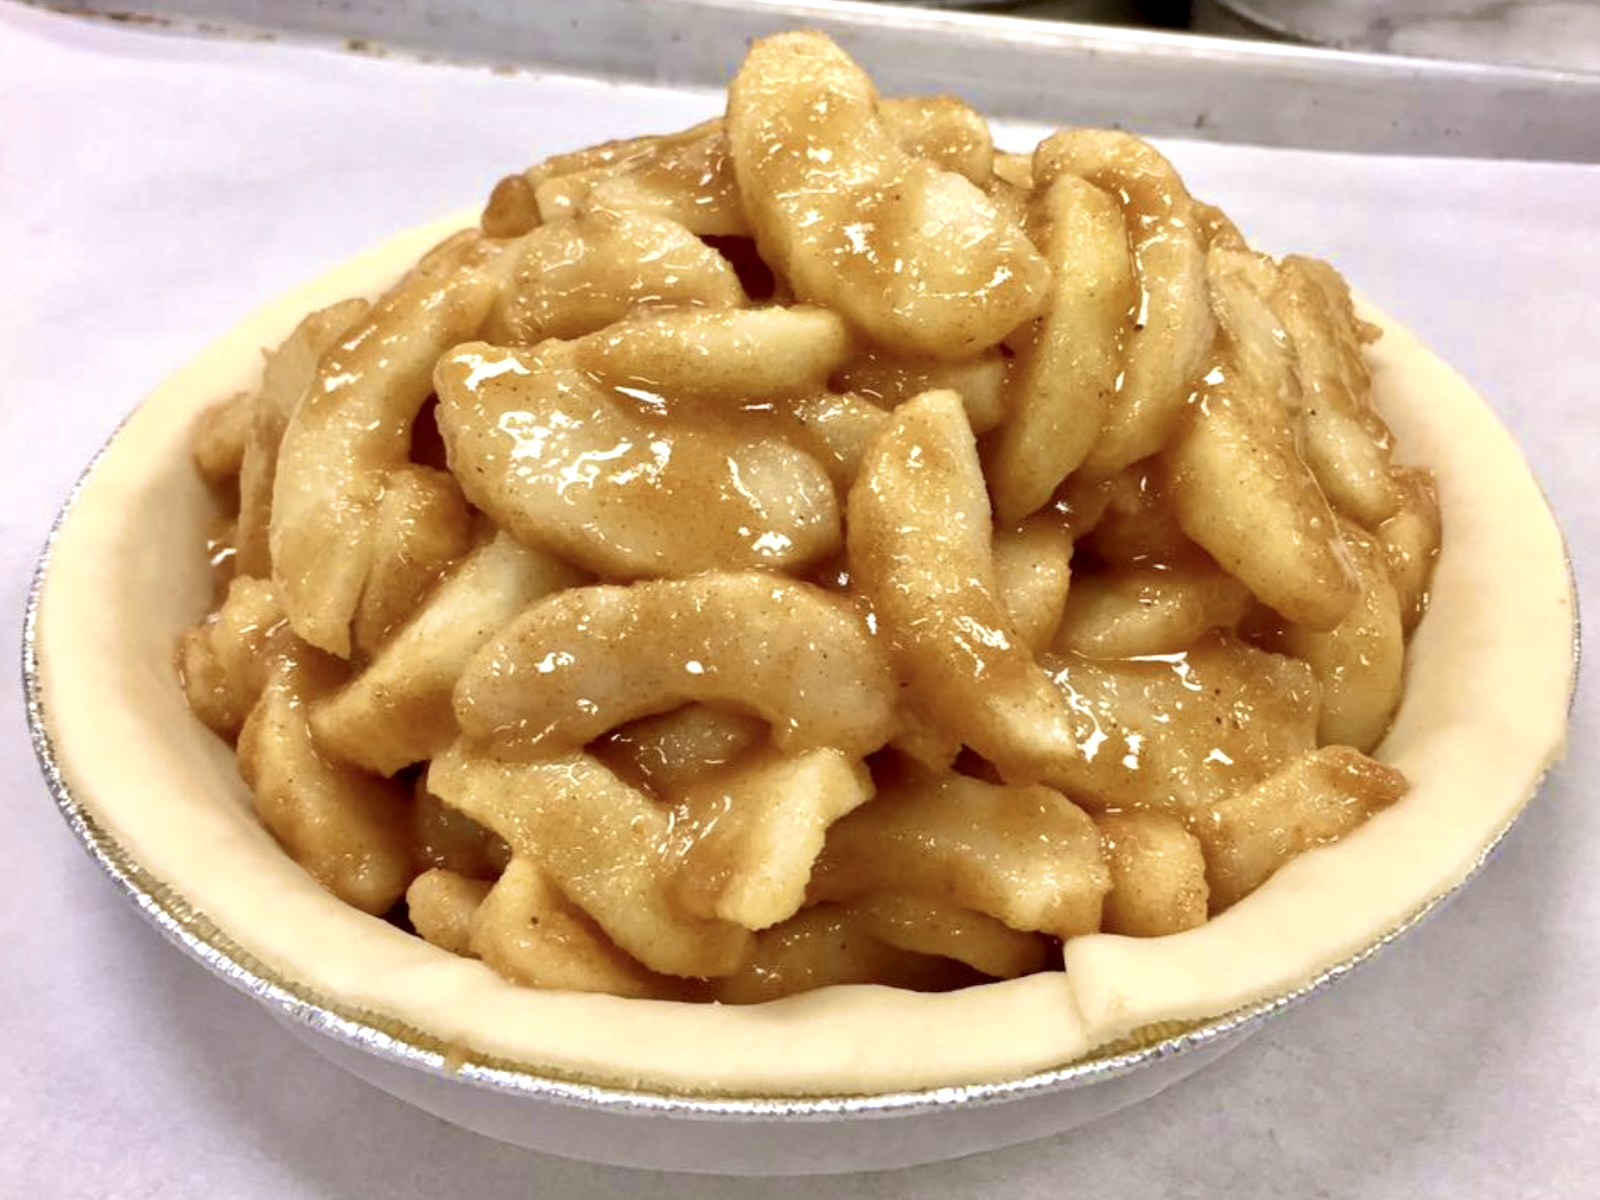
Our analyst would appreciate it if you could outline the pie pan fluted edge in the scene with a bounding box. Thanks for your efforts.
[23,210,1579,1117]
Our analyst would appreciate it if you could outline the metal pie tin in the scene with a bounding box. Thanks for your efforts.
[23,273,1580,1174]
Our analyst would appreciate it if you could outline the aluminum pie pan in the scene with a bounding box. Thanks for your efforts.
[19,218,1580,1170]
[21,426,1579,1127]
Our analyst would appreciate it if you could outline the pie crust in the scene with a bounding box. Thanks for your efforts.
[33,212,1576,1096]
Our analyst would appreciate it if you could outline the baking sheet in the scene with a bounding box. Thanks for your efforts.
[34,0,1600,160]
[2,2,1598,1195]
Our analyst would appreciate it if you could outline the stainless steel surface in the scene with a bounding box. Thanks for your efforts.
[32,0,1600,160]
[21,420,1582,1140]
[1199,0,1600,74]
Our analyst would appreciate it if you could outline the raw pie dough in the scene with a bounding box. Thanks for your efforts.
[34,212,1575,1097]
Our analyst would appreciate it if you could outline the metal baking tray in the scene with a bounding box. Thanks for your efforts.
[34,0,1600,161]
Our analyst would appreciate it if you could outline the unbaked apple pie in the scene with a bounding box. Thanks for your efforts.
[178,31,1449,1007]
